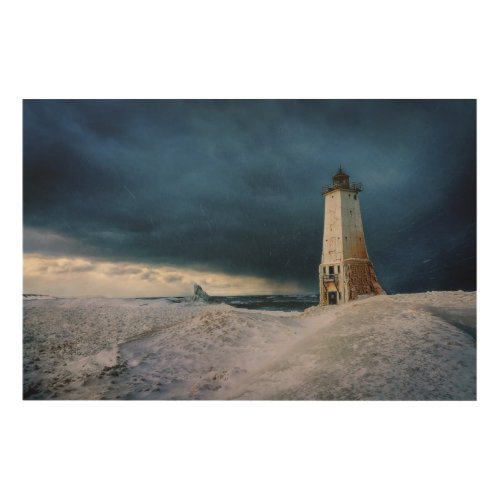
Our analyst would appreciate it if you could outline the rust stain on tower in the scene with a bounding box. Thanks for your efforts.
[319,166,384,305]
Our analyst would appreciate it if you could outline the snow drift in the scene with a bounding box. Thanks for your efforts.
[23,291,476,400]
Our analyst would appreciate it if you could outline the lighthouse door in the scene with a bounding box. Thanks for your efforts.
[328,292,337,305]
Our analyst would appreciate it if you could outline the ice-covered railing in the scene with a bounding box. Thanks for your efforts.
[322,274,338,283]
[321,181,363,194]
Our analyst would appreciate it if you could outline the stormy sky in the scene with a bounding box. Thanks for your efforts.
[23,99,476,297]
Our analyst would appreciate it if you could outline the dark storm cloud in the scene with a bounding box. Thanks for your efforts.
[23,100,476,292]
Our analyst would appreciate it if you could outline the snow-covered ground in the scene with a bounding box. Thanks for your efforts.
[23,291,476,400]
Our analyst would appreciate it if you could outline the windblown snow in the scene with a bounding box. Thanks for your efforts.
[23,291,476,400]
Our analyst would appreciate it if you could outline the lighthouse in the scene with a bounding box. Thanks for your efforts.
[319,166,384,305]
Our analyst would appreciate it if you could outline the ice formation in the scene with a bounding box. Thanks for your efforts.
[192,283,211,302]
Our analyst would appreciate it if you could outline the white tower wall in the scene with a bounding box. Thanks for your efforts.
[319,169,384,306]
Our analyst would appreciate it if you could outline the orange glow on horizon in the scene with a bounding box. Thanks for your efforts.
[23,253,302,298]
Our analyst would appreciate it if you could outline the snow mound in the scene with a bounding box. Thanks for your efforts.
[23,291,476,400]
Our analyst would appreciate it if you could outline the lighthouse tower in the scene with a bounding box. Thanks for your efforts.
[319,166,384,305]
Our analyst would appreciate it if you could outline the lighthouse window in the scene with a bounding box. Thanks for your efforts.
[338,266,340,273]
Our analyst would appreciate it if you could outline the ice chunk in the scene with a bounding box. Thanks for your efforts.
[192,283,210,302]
